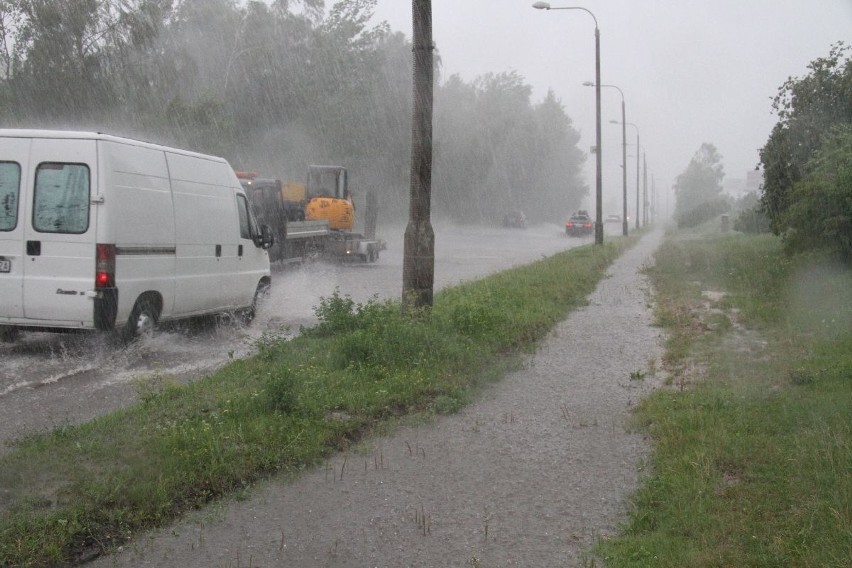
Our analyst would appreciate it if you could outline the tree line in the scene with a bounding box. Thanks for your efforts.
[759,42,851,262]
[0,0,588,225]
[673,42,851,263]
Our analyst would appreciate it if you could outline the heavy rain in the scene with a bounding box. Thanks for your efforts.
[0,0,850,566]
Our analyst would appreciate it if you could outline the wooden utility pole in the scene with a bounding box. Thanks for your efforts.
[402,0,435,310]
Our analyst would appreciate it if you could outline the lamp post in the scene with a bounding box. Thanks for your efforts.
[618,121,641,230]
[590,82,627,236]
[651,175,656,225]
[643,153,648,227]
[533,1,603,245]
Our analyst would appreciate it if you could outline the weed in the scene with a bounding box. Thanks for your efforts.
[414,504,431,535]
[789,367,817,385]
[263,371,298,413]
[629,369,646,381]
[253,329,289,358]
[133,372,173,404]
[432,394,464,415]
[647,357,657,376]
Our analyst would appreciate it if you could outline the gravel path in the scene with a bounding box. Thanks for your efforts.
[93,229,666,568]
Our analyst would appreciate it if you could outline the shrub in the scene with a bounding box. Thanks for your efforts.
[304,290,388,337]
[675,197,731,228]
[734,204,771,233]
[781,125,852,263]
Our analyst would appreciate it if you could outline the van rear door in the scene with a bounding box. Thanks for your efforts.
[22,138,97,324]
[0,139,27,319]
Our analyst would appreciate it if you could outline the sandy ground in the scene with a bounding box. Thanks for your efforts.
[91,229,666,568]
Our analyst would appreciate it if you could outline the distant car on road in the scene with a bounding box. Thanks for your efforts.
[606,214,621,223]
[502,210,527,229]
[565,212,594,237]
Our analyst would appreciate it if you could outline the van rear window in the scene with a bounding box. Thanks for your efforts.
[0,161,20,231]
[33,163,90,234]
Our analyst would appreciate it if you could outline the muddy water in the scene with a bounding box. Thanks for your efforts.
[89,228,665,567]
[0,223,587,452]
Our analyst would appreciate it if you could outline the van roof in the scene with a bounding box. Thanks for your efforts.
[0,129,227,163]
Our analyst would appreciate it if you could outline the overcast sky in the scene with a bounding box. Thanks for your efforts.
[369,0,851,213]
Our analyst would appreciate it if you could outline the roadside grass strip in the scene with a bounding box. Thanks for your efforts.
[596,231,852,567]
[0,236,635,566]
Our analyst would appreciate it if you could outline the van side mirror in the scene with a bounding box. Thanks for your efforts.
[258,224,274,249]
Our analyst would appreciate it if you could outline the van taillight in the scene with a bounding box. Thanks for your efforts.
[96,243,116,288]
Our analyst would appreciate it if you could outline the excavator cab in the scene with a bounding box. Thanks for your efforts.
[305,165,355,231]
[307,165,347,199]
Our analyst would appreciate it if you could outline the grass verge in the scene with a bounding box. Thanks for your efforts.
[0,236,636,566]
[596,230,852,567]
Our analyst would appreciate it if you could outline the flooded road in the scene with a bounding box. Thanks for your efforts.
[88,227,664,568]
[0,222,599,450]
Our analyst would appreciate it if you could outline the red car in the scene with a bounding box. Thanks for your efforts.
[565,214,594,237]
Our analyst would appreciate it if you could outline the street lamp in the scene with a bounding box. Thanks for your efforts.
[643,154,648,227]
[590,82,627,236]
[533,1,603,245]
[611,120,641,230]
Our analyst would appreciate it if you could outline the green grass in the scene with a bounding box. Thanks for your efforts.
[0,236,636,566]
[597,230,852,567]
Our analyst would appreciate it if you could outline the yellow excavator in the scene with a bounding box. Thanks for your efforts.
[237,165,383,265]
[304,165,355,230]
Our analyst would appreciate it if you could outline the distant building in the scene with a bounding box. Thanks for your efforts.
[724,177,747,199]
[746,169,764,193]
[725,170,764,200]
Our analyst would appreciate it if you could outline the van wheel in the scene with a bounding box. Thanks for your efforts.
[124,299,158,341]
[239,282,269,325]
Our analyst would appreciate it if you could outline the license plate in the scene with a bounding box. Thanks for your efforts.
[0,259,10,273]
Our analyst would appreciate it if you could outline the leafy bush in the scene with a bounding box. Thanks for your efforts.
[781,125,852,262]
[675,197,731,228]
[303,290,387,337]
[732,191,771,234]
[264,371,298,413]
[734,205,771,233]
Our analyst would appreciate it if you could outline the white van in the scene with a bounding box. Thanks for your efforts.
[0,129,273,341]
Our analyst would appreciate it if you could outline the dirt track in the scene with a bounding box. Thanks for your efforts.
[90,228,666,567]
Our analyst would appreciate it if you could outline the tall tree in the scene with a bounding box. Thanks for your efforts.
[674,142,725,217]
[759,42,852,233]
[0,1,21,81]
[433,74,586,224]
[0,0,588,230]
[531,89,587,218]
[5,0,167,121]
